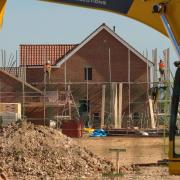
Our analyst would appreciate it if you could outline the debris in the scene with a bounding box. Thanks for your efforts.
[90,129,107,137]
[139,131,149,136]
[84,128,94,134]
[0,122,114,179]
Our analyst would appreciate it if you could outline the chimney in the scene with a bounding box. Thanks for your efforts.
[113,26,116,32]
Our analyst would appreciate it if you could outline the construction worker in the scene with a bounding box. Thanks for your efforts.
[151,85,158,103]
[44,60,51,80]
[159,59,165,81]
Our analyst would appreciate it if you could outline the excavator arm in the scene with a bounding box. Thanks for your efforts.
[40,0,180,46]
[0,0,6,28]
[1,0,180,45]
[1,0,180,175]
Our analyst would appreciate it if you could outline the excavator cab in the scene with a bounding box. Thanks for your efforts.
[169,64,180,174]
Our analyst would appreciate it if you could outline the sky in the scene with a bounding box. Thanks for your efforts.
[0,0,177,71]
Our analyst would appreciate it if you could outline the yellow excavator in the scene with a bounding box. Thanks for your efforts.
[1,0,180,175]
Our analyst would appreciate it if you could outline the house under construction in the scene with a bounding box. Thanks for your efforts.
[0,24,172,130]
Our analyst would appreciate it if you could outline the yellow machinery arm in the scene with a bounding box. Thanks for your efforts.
[1,0,180,45]
[1,0,180,175]
[0,0,6,27]
[40,0,180,45]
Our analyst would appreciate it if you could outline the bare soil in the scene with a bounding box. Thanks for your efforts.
[0,122,180,180]
[76,135,180,179]
[76,136,168,165]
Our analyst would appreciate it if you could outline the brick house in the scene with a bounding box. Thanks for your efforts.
[0,69,42,121]
[2,24,151,128]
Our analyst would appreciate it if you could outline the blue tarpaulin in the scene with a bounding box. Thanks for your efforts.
[90,129,107,137]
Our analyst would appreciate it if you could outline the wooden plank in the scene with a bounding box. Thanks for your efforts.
[101,85,106,128]
[118,83,123,128]
[112,83,117,128]
[163,48,170,81]
[148,98,156,129]
[152,48,158,82]
[114,83,118,128]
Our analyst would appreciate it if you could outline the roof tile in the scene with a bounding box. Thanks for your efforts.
[20,44,77,66]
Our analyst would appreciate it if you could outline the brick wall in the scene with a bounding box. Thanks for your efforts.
[25,29,149,127]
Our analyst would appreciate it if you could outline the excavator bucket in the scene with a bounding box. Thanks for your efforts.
[41,0,180,45]
[0,0,6,28]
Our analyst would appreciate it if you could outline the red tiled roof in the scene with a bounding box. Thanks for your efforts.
[20,44,77,66]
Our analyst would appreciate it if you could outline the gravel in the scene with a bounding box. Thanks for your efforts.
[0,121,114,179]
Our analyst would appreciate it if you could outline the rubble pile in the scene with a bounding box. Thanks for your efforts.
[0,122,114,179]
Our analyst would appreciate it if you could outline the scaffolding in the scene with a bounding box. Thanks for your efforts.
[150,48,172,130]
[0,48,173,130]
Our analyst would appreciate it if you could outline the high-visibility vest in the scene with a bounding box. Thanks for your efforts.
[44,63,51,72]
[159,62,165,69]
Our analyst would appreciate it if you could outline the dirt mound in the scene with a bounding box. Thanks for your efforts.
[0,121,114,179]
